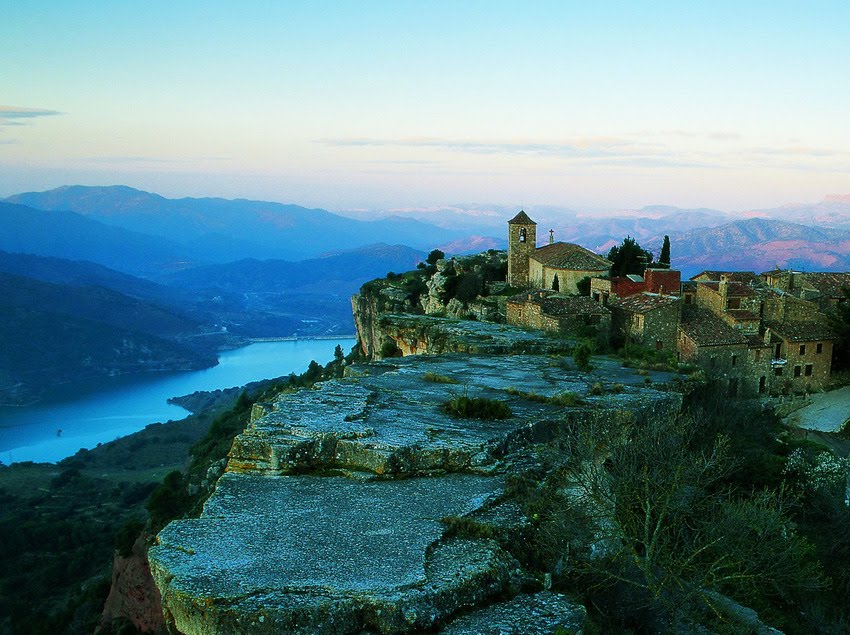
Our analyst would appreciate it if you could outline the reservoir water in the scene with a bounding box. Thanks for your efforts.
[0,338,355,464]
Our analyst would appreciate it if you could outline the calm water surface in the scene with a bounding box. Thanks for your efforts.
[0,339,355,464]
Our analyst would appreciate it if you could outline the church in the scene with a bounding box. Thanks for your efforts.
[507,210,612,293]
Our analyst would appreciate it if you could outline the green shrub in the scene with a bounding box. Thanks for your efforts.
[423,372,458,384]
[588,382,604,396]
[114,517,145,557]
[573,340,594,372]
[443,395,512,420]
[440,515,498,540]
[550,392,583,406]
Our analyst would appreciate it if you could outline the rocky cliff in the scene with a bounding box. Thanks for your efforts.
[351,252,512,359]
[148,348,682,634]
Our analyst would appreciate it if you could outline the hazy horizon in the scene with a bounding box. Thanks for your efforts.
[3,2,850,212]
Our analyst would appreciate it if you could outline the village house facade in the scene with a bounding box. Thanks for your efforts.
[506,290,611,337]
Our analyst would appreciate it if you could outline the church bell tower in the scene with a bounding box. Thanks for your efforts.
[507,210,536,287]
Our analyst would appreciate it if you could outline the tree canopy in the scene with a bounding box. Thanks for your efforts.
[606,236,654,277]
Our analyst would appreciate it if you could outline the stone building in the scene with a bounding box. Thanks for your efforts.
[506,290,611,336]
[507,211,611,293]
[687,273,836,393]
[609,292,681,352]
[761,269,850,310]
[763,321,835,392]
[590,275,646,304]
[590,268,682,304]
[678,306,772,396]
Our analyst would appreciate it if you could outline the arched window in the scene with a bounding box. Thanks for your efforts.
[519,228,526,243]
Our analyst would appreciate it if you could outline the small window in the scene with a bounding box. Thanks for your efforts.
[816,343,823,354]
[805,364,813,377]
[759,376,766,393]
[799,344,806,356]
[775,343,782,358]
[656,340,663,351]
[794,365,802,377]
[775,367,783,376]
[755,349,762,361]
[727,297,741,310]
[731,354,737,367]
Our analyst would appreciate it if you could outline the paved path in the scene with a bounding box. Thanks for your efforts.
[788,385,850,432]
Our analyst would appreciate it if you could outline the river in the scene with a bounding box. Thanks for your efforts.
[0,338,355,464]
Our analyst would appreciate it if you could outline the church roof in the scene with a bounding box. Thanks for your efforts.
[508,210,536,225]
[530,242,611,271]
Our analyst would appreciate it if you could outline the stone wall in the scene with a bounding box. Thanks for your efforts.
[528,261,604,294]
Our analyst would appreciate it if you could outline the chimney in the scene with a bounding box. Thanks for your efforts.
[549,229,554,244]
[763,327,771,345]
[719,274,728,302]
[659,285,664,297]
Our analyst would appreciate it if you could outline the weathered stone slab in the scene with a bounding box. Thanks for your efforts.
[229,354,680,477]
[149,472,516,634]
[439,591,587,634]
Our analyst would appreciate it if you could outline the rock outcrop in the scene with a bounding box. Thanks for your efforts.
[351,310,578,361]
[149,351,681,634]
[99,533,167,634]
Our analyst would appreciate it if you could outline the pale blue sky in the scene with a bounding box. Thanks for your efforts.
[2,1,849,212]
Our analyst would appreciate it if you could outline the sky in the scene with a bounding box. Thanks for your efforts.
[2,1,850,213]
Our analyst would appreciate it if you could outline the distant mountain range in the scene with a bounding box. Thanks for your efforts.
[6,185,462,263]
[161,243,427,295]
[647,218,850,277]
[744,195,850,230]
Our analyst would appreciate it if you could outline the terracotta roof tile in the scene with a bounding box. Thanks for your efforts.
[802,272,850,298]
[679,306,749,347]
[530,242,611,271]
[610,292,680,314]
[765,320,835,343]
[541,295,610,317]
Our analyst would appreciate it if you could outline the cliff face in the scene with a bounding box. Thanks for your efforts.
[148,349,682,634]
[352,309,577,362]
[98,533,167,634]
[351,253,509,360]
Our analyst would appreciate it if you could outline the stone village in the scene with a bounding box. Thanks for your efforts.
[503,210,848,398]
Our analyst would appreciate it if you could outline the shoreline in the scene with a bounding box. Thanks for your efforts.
[248,334,356,342]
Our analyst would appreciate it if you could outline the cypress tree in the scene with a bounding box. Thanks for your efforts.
[659,235,671,267]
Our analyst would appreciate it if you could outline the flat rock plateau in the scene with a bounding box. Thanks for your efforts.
[148,353,681,634]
